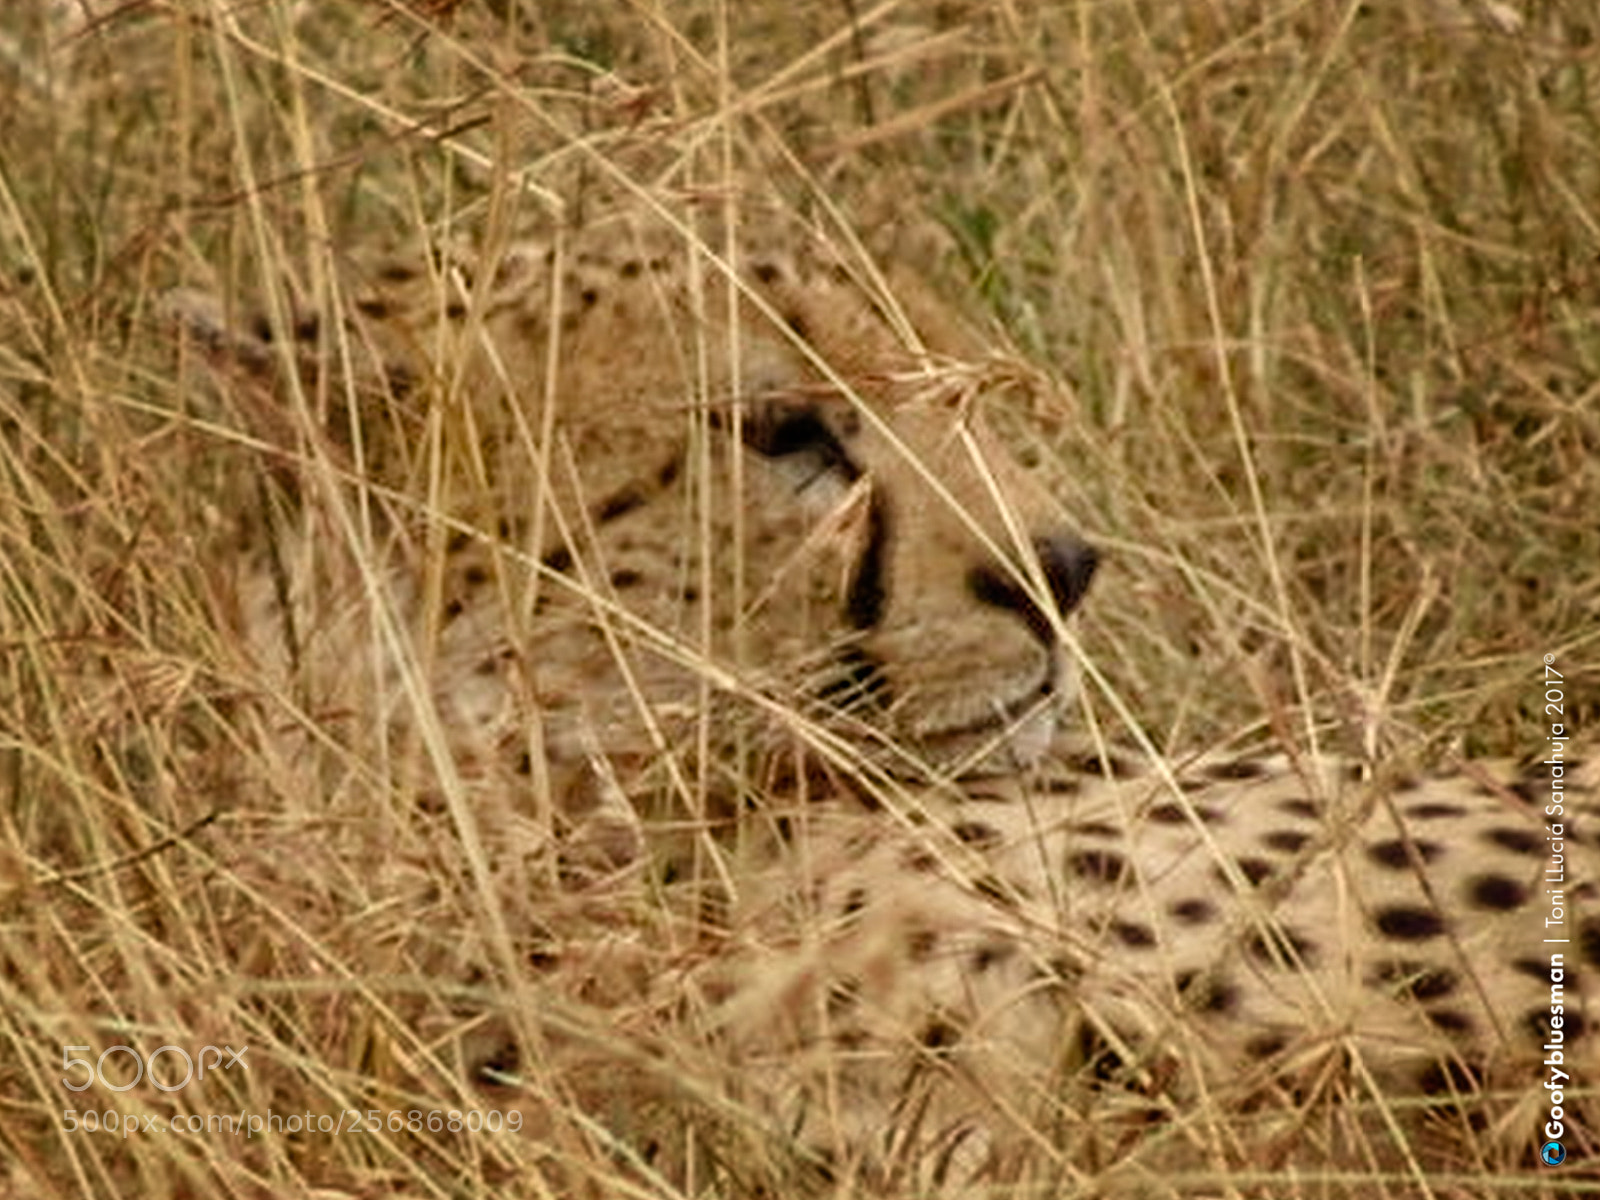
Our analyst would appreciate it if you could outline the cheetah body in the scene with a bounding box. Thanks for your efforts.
[714,747,1597,1184]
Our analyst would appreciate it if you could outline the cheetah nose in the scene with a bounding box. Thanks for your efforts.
[967,535,1098,640]
[1036,534,1098,617]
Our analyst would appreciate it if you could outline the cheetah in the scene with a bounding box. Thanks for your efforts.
[175,188,1596,1195]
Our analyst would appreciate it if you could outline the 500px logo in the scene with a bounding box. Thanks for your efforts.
[62,1044,248,1093]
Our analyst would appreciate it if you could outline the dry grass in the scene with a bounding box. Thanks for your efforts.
[2,0,1598,1196]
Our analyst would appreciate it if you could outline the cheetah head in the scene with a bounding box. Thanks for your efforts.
[446,209,1100,781]
[209,202,1097,791]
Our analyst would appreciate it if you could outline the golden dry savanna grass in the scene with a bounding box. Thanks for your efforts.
[2,0,1599,1197]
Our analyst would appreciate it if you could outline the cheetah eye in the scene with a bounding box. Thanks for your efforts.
[743,404,861,483]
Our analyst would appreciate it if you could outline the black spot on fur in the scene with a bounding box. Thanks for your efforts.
[833,1027,868,1050]
[1424,1009,1474,1034]
[902,846,938,873]
[1246,926,1316,967]
[1062,752,1135,778]
[972,941,1015,972]
[1260,829,1311,853]
[1204,759,1268,781]
[1149,802,1222,825]
[1483,827,1542,855]
[1417,1060,1481,1097]
[952,821,1002,848]
[1278,797,1320,819]
[1245,1032,1288,1060]
[543,546,574,573]
[1578,917,1600,969]
[962,790,1010,804]
[840,887,868,917]
[1407,801,1467,820]
[1219,857,1276,887]
[753,261,783,284]
[1374,906,1446,941]
[1065,849,1128,885]
[1410,969,1459,1000]
[249,312,276,343]
[1468,874,1529,911]
[1036,775,1082,795]
[973,874,1021,908]
[462,564,489,586]
[1512,957,1549,981]
[906,929,938,962]
[1068,821,1119,838]
[1525,1009,1587,1041]
[1170,897,1215,924]
[1373,961,1459,1001]
[597,486,647,522]
[527,947,559,971]
[610,568,642,588]
[1366,838,1442,869]
[920,1018,961,1051]
[619,260,641,278]
[1112,921,1156,948]
[1508,777,1542,804]
[1180,975,1238,1015]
